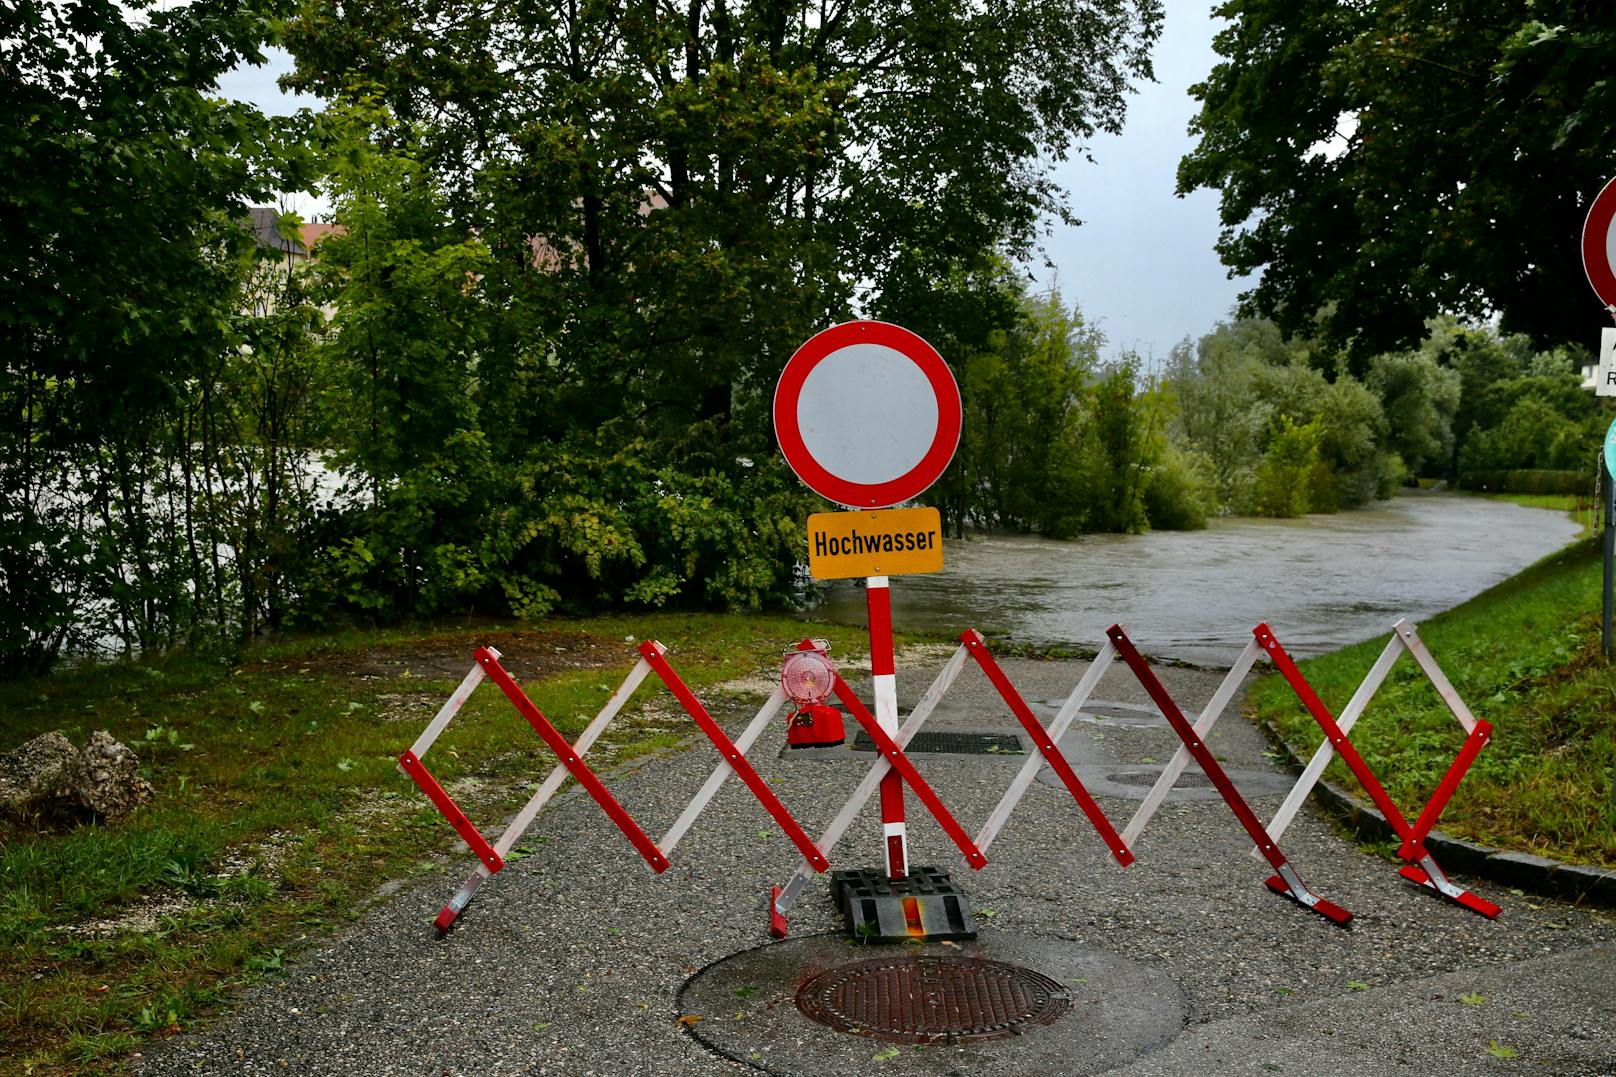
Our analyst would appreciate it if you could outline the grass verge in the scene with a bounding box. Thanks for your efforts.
[0,611,917,1074]
[1249,536,1616,868]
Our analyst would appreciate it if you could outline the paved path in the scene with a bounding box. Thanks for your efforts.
[140,655,1616,1075]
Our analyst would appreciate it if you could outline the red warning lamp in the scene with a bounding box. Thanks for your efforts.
[781,644,846,748]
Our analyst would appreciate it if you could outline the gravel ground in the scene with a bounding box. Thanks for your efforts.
[138,653,1616,1075]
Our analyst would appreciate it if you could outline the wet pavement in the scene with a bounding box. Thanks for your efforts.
[138,649,1616,1075]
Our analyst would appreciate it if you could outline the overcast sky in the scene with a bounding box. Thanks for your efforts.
[217,0,1247,365]
[1029,0,1249,366]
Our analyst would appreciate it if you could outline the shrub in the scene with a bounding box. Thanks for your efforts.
[1455,469,1589,495]
[1143,448,1213,530]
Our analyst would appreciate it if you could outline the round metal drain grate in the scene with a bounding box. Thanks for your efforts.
[1107,768,1217,788]
[795,955,1071,1044]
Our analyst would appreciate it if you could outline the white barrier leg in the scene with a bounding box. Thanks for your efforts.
[969,641,1116,860]
[435,655,654,929]
[1254,631,1404,856]
[1122,638,1261,847]
[656,687,789,857]
[1394,619,1478,733]
[399,655,493,774]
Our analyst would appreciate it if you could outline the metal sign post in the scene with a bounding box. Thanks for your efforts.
[1603,429,1616,660]
[774,320,961,900]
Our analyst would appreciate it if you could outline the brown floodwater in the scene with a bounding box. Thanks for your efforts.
[811,491,1583,667]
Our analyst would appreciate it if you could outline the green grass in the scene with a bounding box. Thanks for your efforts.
[0,611,920,1074]
[1249,537,1616,867]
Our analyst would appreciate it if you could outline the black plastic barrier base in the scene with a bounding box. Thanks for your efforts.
[830,865,979,943]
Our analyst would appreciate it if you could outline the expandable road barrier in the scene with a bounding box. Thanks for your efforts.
[1106,625,1353,926]
[1254,619,1500,918]
[402,642,829,931]
[404,620,1498,937]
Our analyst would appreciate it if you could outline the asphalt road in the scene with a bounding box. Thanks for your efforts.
[138,653,1616,1076]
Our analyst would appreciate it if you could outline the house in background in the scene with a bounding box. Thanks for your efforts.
[242,207,343,318]
[246,207,341,267]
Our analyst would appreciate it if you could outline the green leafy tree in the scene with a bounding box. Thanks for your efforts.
[1166,318,1403,514]
[0,0,311,670]
[1088,357,1160,534]
[1253,415,1321,518]
[1366,349,1460,477]
[283,0,1166,616]
[286,0,1164,450]
[1180,0,1616,358]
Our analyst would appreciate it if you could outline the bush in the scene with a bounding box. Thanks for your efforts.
[1143,448,1213,530]
[296,424,817,624]
[1455,469,1589,495]
[1253,415,1320,518]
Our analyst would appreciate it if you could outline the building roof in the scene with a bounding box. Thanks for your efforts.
[247,207,307,256]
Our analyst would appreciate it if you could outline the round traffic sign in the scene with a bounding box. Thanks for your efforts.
[1582,175,1616,311]
[773,321,961,508]
[1605,417,1616,480]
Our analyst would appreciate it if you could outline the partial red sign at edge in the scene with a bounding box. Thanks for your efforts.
[1581,174,1616,311]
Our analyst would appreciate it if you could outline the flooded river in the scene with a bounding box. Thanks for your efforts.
[812,492,1582,667]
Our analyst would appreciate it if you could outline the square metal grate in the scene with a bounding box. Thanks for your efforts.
[850,730,1024,755]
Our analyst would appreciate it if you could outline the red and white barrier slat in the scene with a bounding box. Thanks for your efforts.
[396,652,506,893]
[771,642,975,929]
[1121,638,1262,847]
[637,640,827,872]
[406,619,1502,937]
[433,653,658,930]
[474,647,671,874]
[1257,621,1498,917]
[1107,625,1352,925]
[828,675,988,871]
[961,631,1133,866]
[653,684,790,857]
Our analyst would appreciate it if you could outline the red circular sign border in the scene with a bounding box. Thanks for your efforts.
[773,320,962,509]
[1582,175,1616,310]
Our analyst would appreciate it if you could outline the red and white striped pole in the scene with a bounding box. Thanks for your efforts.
[867,575,907,879]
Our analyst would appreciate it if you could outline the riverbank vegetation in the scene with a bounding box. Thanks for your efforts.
[1250,534,1616,868]
[7,0,1615,674]
[0,613,891,1072]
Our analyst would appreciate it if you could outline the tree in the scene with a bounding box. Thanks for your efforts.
[276,0,1165,614]
[949,281,1106,537]
[286,0,1164,449]
[1366,349,1460,477]
[1164,317,1405,514]
[0,0,311,670]
[1179,0,1616,360]
[1252,415,1320,519]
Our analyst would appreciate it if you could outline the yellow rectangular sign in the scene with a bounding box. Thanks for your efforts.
[806,507,944,580]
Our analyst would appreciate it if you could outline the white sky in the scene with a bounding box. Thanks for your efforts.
[217,0,1248,362]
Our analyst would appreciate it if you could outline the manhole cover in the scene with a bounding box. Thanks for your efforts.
[1107,768,1216,788]
[850,730,1024,755]
[795,955,1071,1044]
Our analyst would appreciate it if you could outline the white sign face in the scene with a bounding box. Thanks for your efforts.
[1600,328,1616,398]
[794,343,939,486]
[1606,218,1616,289]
